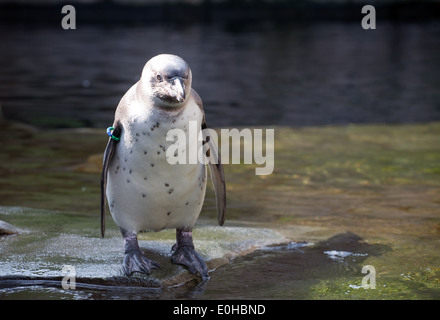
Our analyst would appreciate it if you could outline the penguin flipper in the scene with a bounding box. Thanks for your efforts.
[100,122,122,238]
[202,120,226,226]
[193,89,226,226]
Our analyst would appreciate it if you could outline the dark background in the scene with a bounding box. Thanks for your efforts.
[0,0,439,128]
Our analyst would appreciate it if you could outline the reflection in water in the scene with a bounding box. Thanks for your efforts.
[0,22,439,128]
[202,232,391,299]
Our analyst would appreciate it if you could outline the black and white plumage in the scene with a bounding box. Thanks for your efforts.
[101,54,226,278]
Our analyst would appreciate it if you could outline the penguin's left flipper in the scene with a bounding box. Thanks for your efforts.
[100,122,122,238]
[193,89,226,226]
[201,119,226,226]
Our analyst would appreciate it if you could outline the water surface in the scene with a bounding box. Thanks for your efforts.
[0,123,439,299]
[1,21,439,128]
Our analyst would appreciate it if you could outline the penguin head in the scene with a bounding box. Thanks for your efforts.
[141,54,192,108]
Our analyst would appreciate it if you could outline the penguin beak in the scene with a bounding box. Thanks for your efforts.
[171,77,186,103]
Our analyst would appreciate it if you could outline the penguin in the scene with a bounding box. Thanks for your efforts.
[101,54,226,279]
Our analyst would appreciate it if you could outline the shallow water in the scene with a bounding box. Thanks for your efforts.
[0,123,439,299]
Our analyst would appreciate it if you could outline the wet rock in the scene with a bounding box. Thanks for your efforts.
[0,206,297,289]
[0,220,19,236]
[136,226,292,286]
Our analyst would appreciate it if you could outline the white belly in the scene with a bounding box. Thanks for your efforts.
[106,101,207,233]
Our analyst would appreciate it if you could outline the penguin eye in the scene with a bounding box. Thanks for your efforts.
[156,74,163,82]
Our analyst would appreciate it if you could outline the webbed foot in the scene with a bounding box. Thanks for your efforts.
[123,250,160,276]
[120,228,160,276]
[171,229,209,279]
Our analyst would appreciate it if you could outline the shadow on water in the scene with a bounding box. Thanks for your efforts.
[202,232,392,299]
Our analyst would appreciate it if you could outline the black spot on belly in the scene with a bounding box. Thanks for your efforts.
[167,211,171,216]
[168,188,174,194]
[151,163,155,167]
[185,202,189,206]
[127,179,130,183]
[165,183,169,187]
[142,194,146,198]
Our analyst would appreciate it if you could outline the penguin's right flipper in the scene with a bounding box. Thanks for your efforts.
[100,122,122,238]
